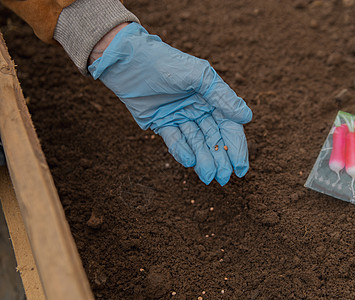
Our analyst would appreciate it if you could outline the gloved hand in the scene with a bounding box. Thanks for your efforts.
[89,23,252,186]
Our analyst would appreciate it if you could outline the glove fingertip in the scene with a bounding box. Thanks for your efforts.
[200,174,214,185]
[216,176,230,187]
[170,143,196,168]
[234,106,252,124]
[181,155,196,168]
[216,172,232,186]
[235,164,249,178]
[244,108,253,124]
[195,165,216,185]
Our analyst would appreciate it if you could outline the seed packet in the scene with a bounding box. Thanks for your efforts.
[305,111,355,204]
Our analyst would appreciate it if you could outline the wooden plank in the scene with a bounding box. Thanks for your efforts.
[0,32,94,300]
[0,166,45,300]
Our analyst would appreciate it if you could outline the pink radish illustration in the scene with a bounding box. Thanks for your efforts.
[339,112,355,197]
[329,123,348,182]
[345,131,355,196]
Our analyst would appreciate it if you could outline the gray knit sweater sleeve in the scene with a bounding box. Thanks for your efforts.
[54,0,139,75]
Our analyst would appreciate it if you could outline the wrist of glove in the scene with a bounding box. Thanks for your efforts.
[88,23,252,186]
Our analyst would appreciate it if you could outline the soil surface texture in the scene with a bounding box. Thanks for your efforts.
[1,0,355,299]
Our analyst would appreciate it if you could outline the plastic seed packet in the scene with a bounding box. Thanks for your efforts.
[305,111,355,204]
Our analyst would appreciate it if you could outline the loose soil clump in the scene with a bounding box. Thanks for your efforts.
[1,0,355,298]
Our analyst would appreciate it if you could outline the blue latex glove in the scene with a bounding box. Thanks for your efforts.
[89,23,252,186]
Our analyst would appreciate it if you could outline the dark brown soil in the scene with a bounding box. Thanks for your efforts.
[1,0,355,299]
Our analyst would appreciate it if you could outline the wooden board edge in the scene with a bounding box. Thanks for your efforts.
[0,166,45,300]
[0,32,94,300]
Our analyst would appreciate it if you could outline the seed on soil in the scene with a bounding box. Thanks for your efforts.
[183,180,186,184]
[205,234,209,238]
[211,233,215,237]
[219,258,224,262]
[165,163,170,168]
[198,297,203,300]
[139,268,144,272]
[209,207,214,211]
[224,145,228,151]
[191,199,195,204]
[215,145,219,151]
[202,291,206,294]
[150,135,155,139]
[224,277,228,280]
[221,289,225,294]
[172,291,177,296]
[220,248,224,252]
